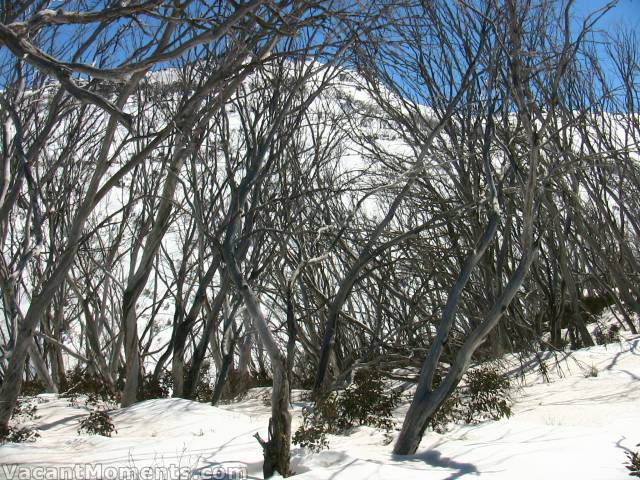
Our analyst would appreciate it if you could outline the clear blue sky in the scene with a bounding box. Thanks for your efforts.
[0,1,637,90]
[573,0,639,32]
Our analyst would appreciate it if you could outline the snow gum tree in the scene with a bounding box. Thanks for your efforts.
[1,0,639,476]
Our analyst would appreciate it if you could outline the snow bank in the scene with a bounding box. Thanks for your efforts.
[1,340,638,479]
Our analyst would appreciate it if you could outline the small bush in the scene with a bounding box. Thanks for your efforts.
[595,324,621,345]
[12,398,39,421]
[194,380,214,402]
[293,408,332,452]
[2,397,43,444]
[250,370,273,388]
[538,359,550,383]
[428,365,512,433]
[61,366,117,405]
[21,378,46,396]
[463,366,512,423]
[292,358,319,390]
[192,370,215,403]
[338,369,400,431]
[219,370,273,402]
[626,446,640,477]
[293,396,340,452]
[293,368,401,452]
[138,367,214,402]
[139,371,173,400]
[0,425,40,444]
[428,394,461,434]
[78,410,117,437]
[584,365,599,378]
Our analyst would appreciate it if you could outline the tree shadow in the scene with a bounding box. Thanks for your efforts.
[36,413,87,431]
[394,449,478,480]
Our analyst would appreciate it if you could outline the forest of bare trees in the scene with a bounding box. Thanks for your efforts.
[1,0,638,476]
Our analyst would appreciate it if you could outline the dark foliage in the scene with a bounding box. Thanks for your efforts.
[293,369,401,452]
[193,374,215,403]
[219,370,274,402]
[11,398,38,421]
[626,446,640,478]
[0,425,40,444]
[338,369,401,430]
[61,366,117,404]
[595,324,621,345]
[78,410,117,437]
[251,371,274,388]
[21,379,46,397]
[429,365,512,434]
[1,398,41,444]
[139,372,173,401]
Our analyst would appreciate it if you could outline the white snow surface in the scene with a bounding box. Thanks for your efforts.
[1,338,639,479]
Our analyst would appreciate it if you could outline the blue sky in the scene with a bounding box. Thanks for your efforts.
[573,0,639,32]
[0,1,637,91]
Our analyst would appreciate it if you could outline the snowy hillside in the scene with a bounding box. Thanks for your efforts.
[2,2,640,479]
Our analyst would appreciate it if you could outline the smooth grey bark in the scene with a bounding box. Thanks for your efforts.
[313,222,437,394]
[0,76,142,430]
[171,251,223,397]
[223,239,292,477]
[210,302,242,406]
[0,2,197,423]
[238,309,255,381]
[120,29,279,405]
[66,275,114,388]
[28,339,56,393]
[215,68,318,471]
[418,213,500,392]
[219,133,292,474]
[313,23,489,394]
[394,244,538,455]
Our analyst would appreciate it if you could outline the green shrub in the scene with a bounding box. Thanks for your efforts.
[21,378,46,396]
[626,446,640,478]
[61,366,117,405]
[139,371,173,400]
[293,368,401,452]
[137,369,215,403]
[12,398,39,421]
[193,375,215,403]
[2,398,42,444]
[0,425,40,444]
[218,369,274,402]
[293,396,340,452]
[463,366,512,423]
[291,359,317,390]
[293,406,333,452]
[78,410,117,437]
[428,394,462,434]
[251,370,273,387]
[595,324,621,345]
[339,369,400,431]
[428,365,512,433]
[584,365,599,378]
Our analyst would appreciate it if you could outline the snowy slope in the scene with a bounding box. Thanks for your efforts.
[0,398,258,479]
[288,337,640,480]
[1,336,638,479]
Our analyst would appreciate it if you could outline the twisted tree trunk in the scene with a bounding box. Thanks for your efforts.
[394,244,538,455]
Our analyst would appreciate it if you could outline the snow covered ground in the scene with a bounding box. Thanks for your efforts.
[1,336,639,479]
